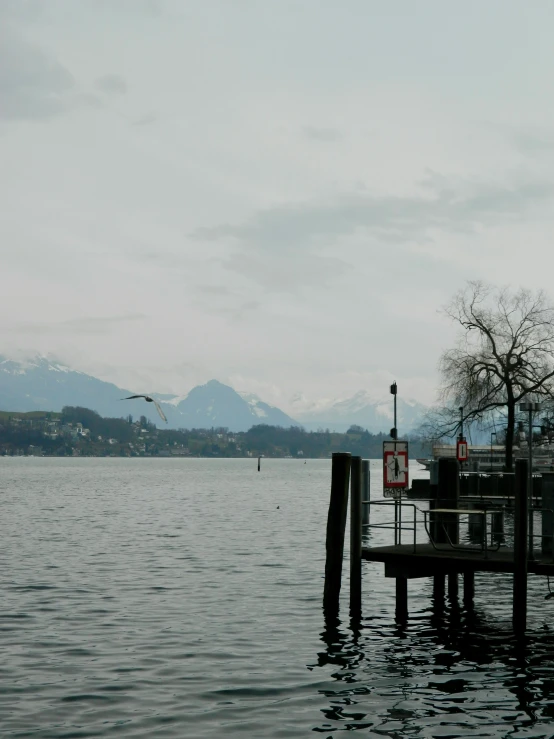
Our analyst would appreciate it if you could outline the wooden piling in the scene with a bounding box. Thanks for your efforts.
[395,577,408,622]
[362,459,370,526]
[436,458,460,545]
[463,571,474,606]
[542,472,554,559]
[323,453,352,614]
[513,458,528,634]
[433,574,445,600]
[448,573,459,602]
[258,456,261,471]
[350,456,362,615]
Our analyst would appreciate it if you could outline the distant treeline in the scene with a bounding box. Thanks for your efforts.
[0,407,430,458]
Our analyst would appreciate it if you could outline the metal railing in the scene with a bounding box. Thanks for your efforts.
[365,500,419,553]
[366,499,554,563]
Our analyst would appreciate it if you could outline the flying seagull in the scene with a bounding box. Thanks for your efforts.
[122,395,168,423]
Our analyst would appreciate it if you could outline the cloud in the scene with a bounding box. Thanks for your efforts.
[15,314,146,336]
[514,131,554,155]
[197,285,233,296]
[95,74,127,96]
[191,175,554,291]
[132,112,157,126]
[302,125,342,142]
[196,177,553,248]
[0,27,77,120]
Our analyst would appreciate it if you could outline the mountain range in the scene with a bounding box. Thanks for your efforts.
[294,390,427,434]
[0,356,427,433]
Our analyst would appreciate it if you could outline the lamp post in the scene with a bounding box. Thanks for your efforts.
[459,407,464,441]
[390,382,398,440]
[519,401,542,561]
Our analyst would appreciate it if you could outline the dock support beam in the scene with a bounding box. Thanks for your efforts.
[513,458,528,634]
[463,571,474,606]
[433,574,445,599]
[350,456,362,616]
[542,473,554,559]
[323,453,352,615]
[395,577,408,622]
[436,458,460,544]
[448,573,458,603]
[362,459,370,526]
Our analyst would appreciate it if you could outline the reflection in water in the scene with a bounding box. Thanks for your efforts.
[310,585,554,736]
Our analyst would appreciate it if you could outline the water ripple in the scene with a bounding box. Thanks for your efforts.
[2,458,554,738]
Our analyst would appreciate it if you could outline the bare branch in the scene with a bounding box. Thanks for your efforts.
[436,281,554,469]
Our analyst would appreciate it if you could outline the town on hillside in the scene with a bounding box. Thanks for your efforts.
[0,407,428,459]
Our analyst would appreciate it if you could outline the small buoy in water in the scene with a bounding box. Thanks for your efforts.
[277,506,280,509]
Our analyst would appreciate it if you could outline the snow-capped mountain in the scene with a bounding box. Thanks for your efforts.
[0,357,299,431]
[170,381,298,431]
[296,389,427,434]
[0,355,426,434]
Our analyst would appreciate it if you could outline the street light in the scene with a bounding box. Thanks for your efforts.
[519,401,542,560]
[390,382,398,440]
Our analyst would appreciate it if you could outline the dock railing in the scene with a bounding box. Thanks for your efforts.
[367,498,554,563]
[366,500,420,553]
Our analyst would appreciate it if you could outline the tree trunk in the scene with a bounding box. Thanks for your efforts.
[505,398,515,472]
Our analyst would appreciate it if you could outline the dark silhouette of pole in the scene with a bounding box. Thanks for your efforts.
[350,456,362,616]
[513,458,528,634]
[323,453,352,615]
[362,460,370,526]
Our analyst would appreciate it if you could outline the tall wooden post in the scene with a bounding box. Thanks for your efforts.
[323,453,352,615]
[448,573,459,602]
[350,456,362,615]
[258,456,261,472]
[436,458,460,543]
[463,571,474,607]
[396,577,408,622]
[362,459,370,526]
[542,472,554,559]
[513,458,528,634]
[437,458,460,599]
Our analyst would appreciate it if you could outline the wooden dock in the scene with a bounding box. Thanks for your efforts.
[323,454,554,633]
[362,543,554,576]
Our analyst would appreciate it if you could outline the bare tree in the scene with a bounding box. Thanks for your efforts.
[434,281,554,470]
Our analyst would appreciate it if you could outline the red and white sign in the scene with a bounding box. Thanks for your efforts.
[383,441,409,489]
[456,439,468,462]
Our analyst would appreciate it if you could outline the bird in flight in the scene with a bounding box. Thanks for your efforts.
[122,395,168,423]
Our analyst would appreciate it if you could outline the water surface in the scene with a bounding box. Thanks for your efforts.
[1,458,554,737]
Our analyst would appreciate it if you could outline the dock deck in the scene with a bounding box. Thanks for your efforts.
[363,543,554,577]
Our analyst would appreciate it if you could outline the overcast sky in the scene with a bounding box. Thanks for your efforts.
[2,0,554,413]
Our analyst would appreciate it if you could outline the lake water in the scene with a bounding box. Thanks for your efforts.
[2,458,554,738]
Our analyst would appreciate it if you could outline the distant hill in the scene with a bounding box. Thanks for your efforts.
[0,357,299,432]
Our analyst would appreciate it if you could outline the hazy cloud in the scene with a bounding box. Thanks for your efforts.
[197,285,233,296]
[95,74,127,96]
[15,315,146,336]
[195,177,553,251]
[132,112,157,127]
[192,176,554,290]
[302,126,342,142]
[0,28,76,120]
[514,131,554,155]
